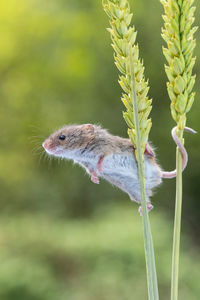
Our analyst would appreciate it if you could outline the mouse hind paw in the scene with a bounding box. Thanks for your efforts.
[90,171,100,184]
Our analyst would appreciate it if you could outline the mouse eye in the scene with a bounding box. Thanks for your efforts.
[59,135,66,140]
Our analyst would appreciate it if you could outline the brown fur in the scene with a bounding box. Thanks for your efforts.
[44,124,137,156]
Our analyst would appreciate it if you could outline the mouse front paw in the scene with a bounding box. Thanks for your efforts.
[90,171,99,184]
[138,203,154,216]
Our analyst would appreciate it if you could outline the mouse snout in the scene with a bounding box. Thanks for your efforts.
[42,141,48,149]
[42,140,55,151]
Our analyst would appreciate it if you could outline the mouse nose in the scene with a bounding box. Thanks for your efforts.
[42,142,48,149]
[42,140,55,151]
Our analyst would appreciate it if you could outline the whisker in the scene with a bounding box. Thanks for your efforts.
[29,137,45,144]
[32,145,44,155]
[47,155,54,170]
[38,151,47,165]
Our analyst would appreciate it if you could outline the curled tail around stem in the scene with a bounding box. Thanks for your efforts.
[162,126,197,179]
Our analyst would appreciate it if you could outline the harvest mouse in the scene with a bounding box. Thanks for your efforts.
[42,124,195,212]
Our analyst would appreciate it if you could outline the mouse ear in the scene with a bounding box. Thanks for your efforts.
[83,124,94,131]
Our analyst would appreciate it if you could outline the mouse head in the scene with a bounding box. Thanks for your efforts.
[42,124,95,156]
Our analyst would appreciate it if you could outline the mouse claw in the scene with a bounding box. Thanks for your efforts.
[138,206,143,216]
[91,171,99,184]
[138,203,154,216]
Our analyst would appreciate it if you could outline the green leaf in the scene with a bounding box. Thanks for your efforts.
[185,92,195,113]
[173,75,186,94]
[175,93,188,114]
[172,57,185,75]
[167,83,177,102]
[186,75,196,94]
[123,111,134,128]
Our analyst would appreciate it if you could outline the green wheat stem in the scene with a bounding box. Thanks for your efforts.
[129,46,159,300]
[171,131,183,300]
[102,1,159,298]
[160,0,197,299]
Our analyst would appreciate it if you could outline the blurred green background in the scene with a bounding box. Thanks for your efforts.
[0,0,199,299]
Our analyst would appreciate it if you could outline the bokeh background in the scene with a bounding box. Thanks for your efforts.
[0,0,199,299]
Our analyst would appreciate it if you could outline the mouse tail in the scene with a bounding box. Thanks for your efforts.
[162,126,196,179]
